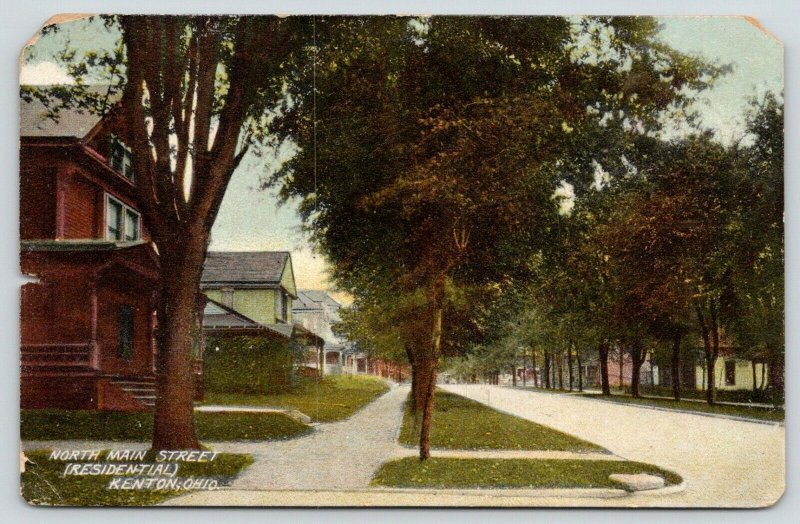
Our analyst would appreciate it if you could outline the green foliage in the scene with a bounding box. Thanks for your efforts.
[21,450,253,506]
[372,457,682,489]
[399,391,603,451]
[204,335,304,394]
[20,410,309,441]
[204,375,389,422]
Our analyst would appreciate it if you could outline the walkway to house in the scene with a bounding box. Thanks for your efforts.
[208,382,409,490]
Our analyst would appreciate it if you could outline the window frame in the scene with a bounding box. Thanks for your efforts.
[104,194,142,242]
[109,135,135,182]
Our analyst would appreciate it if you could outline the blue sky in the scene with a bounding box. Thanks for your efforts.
[20,16,783,297]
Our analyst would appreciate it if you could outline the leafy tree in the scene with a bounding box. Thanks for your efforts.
[25,15,310,449]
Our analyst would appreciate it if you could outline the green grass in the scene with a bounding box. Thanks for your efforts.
[399,390,604,451]
[204,374,390,422]
[21,449,253,506]
[21,410,310,441]
[578,393,785,422]
[372,457,682,490]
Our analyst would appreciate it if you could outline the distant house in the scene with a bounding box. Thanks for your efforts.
[292,290,348,375]
[292,290,376,376]
[20,95,162,411]
[199,252,323,389]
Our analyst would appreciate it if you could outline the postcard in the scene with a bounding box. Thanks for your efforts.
[19,14,784,507]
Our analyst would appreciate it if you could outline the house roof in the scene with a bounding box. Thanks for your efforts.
[201,251,289,286]
[202,298,289,339]
[292,289,342,311]
[20,86,119,139]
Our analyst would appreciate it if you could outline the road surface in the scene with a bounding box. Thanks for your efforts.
[441,384,785,508]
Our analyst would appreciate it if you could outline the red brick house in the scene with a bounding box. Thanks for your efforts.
[20,95,162,411]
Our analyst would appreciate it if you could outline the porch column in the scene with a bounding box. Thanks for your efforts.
[89,279,100,370]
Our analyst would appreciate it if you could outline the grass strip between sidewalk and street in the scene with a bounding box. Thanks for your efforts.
[400,390,605,451]
[372,457,682,490]
[576,393,784,422]
[21,410,310,441]
[204,375,390,422]
[21,449,253,506]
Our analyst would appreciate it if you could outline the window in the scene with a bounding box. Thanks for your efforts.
[110,136,135,181]
[105,195,141,241]
[725,360,736,386]
[281,291,289,321]
[118,305,134,359]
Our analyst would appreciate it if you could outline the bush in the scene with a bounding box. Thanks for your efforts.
[204,335,306,394]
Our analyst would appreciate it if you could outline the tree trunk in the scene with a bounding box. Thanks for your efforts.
[618,347,624,390]
[577,350,583,392]
[567,342,574,391]
[543,350,551,389]
[522,350,527,388]
[557,352,563,390]
[512,364,517,387]
[752,361,758,393]
[697,303,722,405]
[419,279,444,460]
[532,349,538,387]
[766,347,784,398]
[630,343,644,398]
[151,245,207,451]
[671,332,682,401]
[599,342,610,396]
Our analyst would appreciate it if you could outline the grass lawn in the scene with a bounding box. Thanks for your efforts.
[21,449,253,506]
[372,457,682,490]
[21,410,310,441]
[399,390,604,451]
[204,374,390,422]
[577,393,785,422]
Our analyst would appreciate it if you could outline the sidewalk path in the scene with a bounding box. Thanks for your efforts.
[441,384,785,507]
[206,383,409,490]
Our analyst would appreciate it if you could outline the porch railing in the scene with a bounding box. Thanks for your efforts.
[21,343,93,370]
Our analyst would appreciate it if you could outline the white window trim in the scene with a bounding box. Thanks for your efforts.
[104,193,141,242]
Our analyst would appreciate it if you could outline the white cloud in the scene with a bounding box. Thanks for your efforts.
[20,61,74,86]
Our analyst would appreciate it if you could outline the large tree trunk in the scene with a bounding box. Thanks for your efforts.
[671,332,682,401]
[766,347,784,399]
[512,364,517,387]
[599,342,611,396]
[577,350,583,392]
[151,244,207,451]
[618,347,624,390]
[752,361,758,393]
[532,349,538,387]
[419,280,444,460]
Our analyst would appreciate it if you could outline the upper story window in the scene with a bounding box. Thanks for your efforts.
[105,194,141,242]
[109,136,135,182]
[281,291,289,321]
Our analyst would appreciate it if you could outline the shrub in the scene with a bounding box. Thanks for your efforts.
[204,335,306,394]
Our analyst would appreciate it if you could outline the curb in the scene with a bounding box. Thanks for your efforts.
[572,394,784,427]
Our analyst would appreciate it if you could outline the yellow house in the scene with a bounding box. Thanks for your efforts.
[201,251,298,327]
[695,357,768,391]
